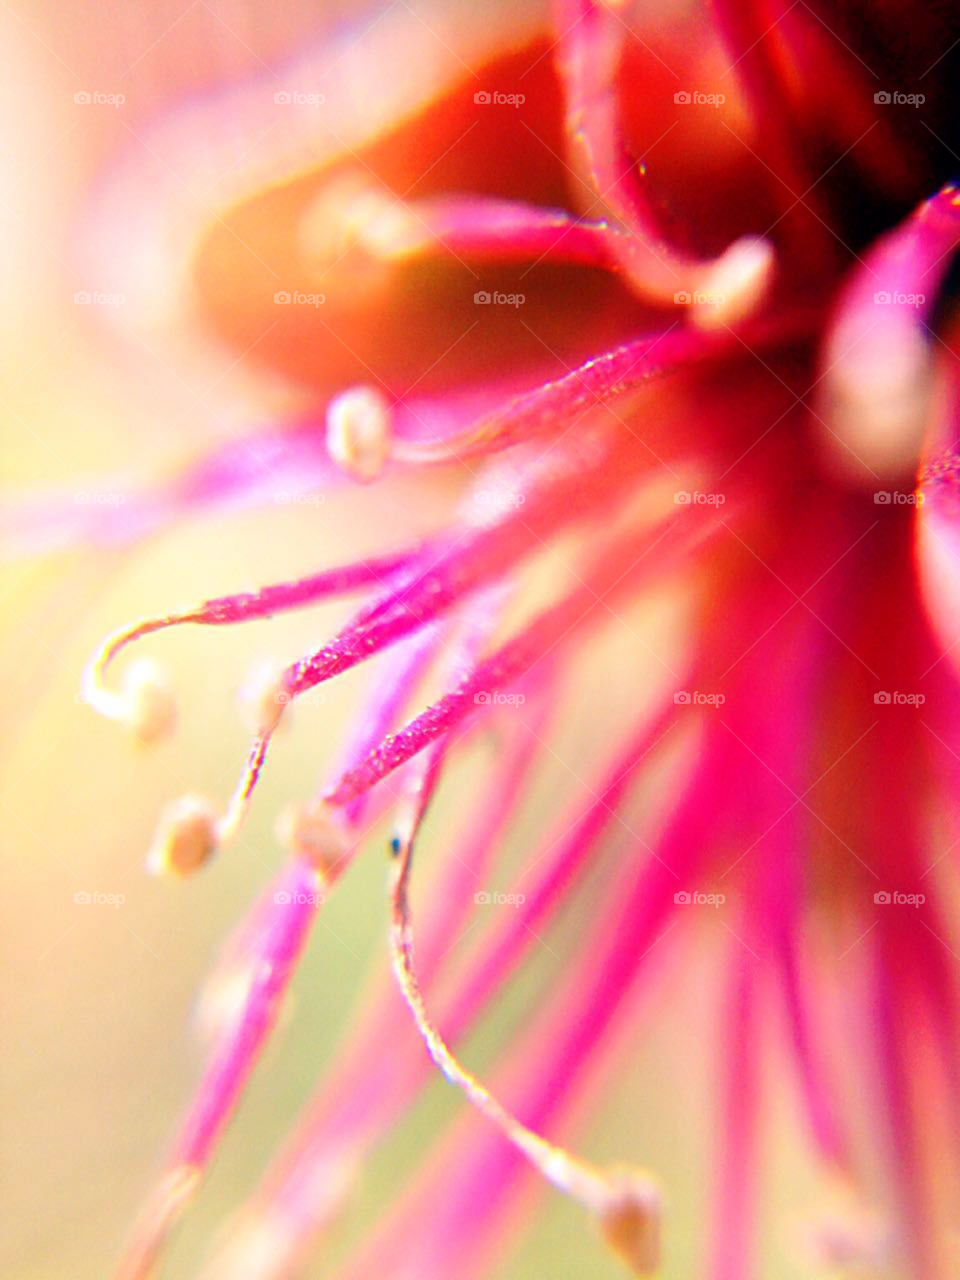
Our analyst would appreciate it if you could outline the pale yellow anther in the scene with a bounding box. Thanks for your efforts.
[594,1167,662,1275]
[147,795,220,878]
[123,657,177,745]
[354,201,431,260]
[691,236,775,331]
[276,799,348,878]
[239,662,292,737]
[326,385,393,483]
[301,175,417,264]
[238,665,291,737]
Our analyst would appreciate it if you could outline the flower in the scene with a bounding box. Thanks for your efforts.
[13,1,960,1276]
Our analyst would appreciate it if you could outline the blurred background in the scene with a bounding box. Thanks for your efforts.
[0,2,826,1276]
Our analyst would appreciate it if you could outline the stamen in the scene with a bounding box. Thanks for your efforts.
[359,194,615,268]
[326,386,394,483]
[114,1164,202,1280]
[83,624,180,743]
[392,312,809,465]
[300,173,422,283]
[122,657,177,745]
[196,964,257,1049]
[394,327,725,464]
[241,430,627,761]
[239,661,293,737]
[387,758,661,1273]
[596,1168,662,1273]
[83,544,416,759]
[553,0,776,314]
[275,799,350,880]
[114,857,322,1278]
[691,236,776,332]
[147,794,220,878]
[325,508,713,808]
[195,693,688,1280]
[822,183,960,481]
[217,732,272,845]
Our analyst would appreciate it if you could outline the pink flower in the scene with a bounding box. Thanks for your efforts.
[14,2,960,1276]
